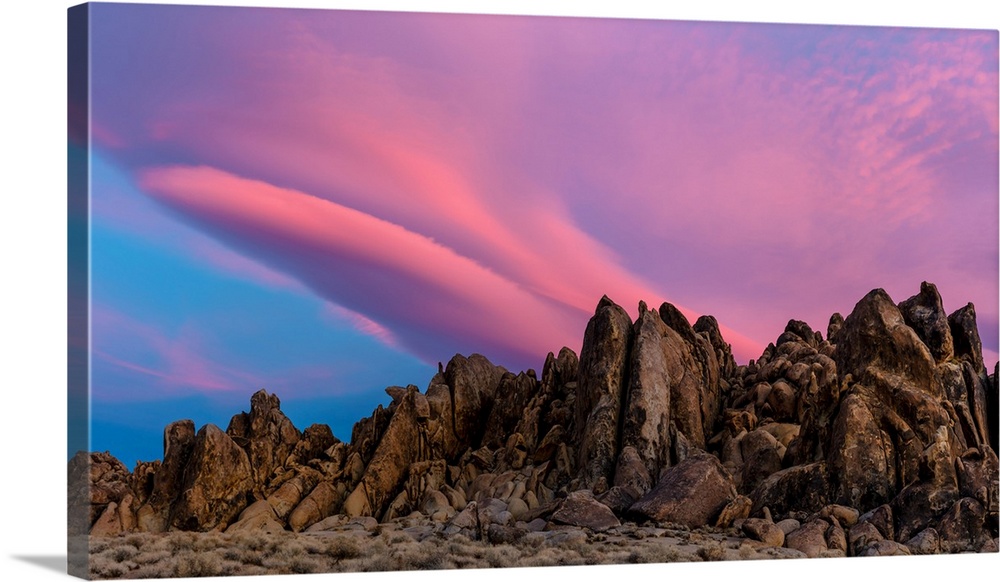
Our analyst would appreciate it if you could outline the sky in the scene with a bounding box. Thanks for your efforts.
[78,3,999,466]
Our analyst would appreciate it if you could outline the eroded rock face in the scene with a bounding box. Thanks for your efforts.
[621,307,675,482]
[74,283,997,553]
[898,282,954,362]
[226,390,301,497]
[170,424,254,532]
[575,296,633,491]
[342,386,427,519]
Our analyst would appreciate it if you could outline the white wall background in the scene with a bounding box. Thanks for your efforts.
[1,1,997,581]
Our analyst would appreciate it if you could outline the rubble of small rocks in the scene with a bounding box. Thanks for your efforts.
[70,282,999,560]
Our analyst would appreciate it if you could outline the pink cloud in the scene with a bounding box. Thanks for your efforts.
[92,12,997,366]
[139,165,764,367]
[139,165,583,368]
[322,303,401,349]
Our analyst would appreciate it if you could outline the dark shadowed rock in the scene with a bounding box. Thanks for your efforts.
[693,314,738,381]
[892,481,959,542]
[936,497,989,551]
[289,424,337,466]
[516,347,577,454]
[597,486,639,514]
[628,453,736,528]
[849,521,884,556]
[483,372,537,449]
[750,462,830,520]
[136,420,196,532]
[949,303,985,372]
[740,428,784,494]
[171,423,254,532]
[781,320,819,348]
[226,390,301,497]
[445,353,506,452]
[612,445,653,499]
[898,282,954,362]
[859,504,895,541]
[550,490,621,531]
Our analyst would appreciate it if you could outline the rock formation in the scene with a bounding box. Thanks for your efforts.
[70,283,998,557]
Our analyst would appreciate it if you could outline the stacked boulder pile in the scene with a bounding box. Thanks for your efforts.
[69,282,998,556]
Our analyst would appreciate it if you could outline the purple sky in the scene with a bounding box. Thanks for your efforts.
[83,4,998,464]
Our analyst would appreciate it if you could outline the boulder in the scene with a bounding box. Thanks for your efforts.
[892,481,959,542]
[266,470,320,521]
[857,539,912,557]
[739,428,783,494]
[227,499,285,533]
[784,518,828,557]
[741,518,784,547]
[848,521,884,556]
[170,423,254,532]
[714,495,752,528]
[629,453,736,528]
[858,504,895,541]
[288,481,343,532]
[750,462,830,520]
[936,497,988,551]
[904,527,940,555]
[288,423,337,466]
[550,490,620,532]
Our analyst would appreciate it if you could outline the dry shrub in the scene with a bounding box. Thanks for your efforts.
[288,555,323,574]
[90,553,128,579]
[697,543,726,561]
[519,547,563,568]
[166,531,197,552]
[738,543,759,560]
[357,551,394,572]
[132,548,172,566]
[107,544,140,563]
[325,535,364,560]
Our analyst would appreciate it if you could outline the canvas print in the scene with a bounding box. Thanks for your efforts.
[67,2,999,579]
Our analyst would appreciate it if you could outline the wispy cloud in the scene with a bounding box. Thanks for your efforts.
[91,9,997,368]
[91,305,266,396]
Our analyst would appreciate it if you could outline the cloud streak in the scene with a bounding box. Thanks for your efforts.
[89,8,997,374]
[139,165,589,369]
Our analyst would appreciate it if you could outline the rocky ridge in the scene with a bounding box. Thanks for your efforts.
[70,282,999,558]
